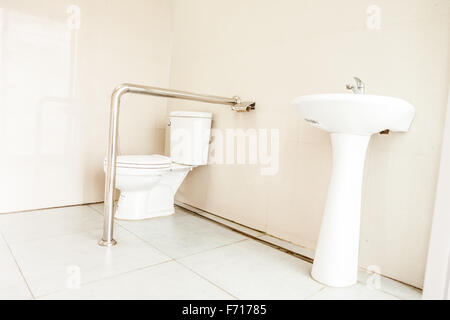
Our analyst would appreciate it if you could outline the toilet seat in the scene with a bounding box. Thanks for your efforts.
[115,155,172,169]
[104,155,172,176]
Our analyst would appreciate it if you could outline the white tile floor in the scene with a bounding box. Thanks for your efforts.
[0,204,422,300]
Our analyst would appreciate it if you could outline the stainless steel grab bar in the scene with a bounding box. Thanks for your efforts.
[99,83,256,247]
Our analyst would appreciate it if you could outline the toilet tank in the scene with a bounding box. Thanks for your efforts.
[169,111,212,166]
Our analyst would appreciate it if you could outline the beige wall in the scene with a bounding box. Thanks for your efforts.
[169,0,450,288]
[0,0,172,212]
[1,0,449,289]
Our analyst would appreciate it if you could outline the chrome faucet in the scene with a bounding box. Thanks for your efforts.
[346,77,365,94]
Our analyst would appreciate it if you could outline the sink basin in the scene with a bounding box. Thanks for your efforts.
[291,93,415,288]
[292,94,415,135]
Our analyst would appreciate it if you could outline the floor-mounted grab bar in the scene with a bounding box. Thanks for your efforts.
[99,83,256,247]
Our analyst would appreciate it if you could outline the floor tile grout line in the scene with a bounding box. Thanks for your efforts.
[109,219,183,260]
[90,203,311,264]
[0,231,36,300]
[305,286,327,300]
[174,259,239,300]
[87,203,103,215]
[358,282,410,300]
[2,204,176,300]
[87,204,418,300]
[180,207,315,264]
[175,202,266,236]
[0,206,105,247]
[36,259,176,299]
[0,202,104,216]
[376,291,401,300]
[2,204,419,300]
[117,219,249,262]
[174,239,250,261]
[90,203,312,264]
[91,203,251,262]
[306,283,403,300]
[186,208,318,258]
[355,278,406,300]
[86,204,182,262]
[176,205,422,299]
[88,203,321,297]
[5,227,105,248]
[193,214,265,238]
[355,271,422,300]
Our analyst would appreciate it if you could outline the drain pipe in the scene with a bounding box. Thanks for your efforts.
[99,83,255,247]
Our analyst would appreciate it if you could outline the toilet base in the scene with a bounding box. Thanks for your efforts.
[115,186,176,220]
[114,164,193,221]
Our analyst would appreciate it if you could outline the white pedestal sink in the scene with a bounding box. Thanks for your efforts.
[291,94,415,287]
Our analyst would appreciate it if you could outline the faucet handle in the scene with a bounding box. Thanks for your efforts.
[346,83,355,90]
[346,77,365,94]
[353,77,364,88]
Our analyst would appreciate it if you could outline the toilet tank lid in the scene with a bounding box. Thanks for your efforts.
[170,111,212,119]
[104,155,172,168]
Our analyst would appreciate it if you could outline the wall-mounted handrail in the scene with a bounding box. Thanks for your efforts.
[99,83,256,247]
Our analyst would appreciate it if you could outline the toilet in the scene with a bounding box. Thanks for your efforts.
[105,111,212,220]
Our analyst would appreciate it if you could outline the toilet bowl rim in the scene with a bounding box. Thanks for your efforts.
[114,163,195,176]
[105,154,172,169]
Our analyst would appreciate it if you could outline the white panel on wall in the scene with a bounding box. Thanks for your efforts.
[0,0,172,213]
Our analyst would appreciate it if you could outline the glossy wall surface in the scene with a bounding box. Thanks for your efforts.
[169,0,450,287]
[0,0,172,212]
[1,0,449,289]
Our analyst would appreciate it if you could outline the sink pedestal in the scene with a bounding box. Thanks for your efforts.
[311,133,370,287]
[292,93,415,287]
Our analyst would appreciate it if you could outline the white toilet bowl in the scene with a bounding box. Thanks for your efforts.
[105,155,193,220]
[105,111,212,220]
